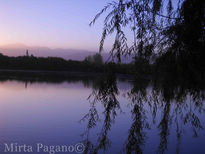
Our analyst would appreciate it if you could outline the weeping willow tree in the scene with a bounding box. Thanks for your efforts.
[90,0,204,64]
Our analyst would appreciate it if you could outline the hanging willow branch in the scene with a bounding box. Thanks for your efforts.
[90,0,190,62]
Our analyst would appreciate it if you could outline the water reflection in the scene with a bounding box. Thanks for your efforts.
[0,73,204,154]
[81,71,121,154]
[82,72,205,154]
[124,77,150,154]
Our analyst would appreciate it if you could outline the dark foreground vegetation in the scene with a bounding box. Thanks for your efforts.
[89,0,205,82]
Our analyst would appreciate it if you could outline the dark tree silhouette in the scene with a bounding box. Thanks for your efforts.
[90,0,204,67]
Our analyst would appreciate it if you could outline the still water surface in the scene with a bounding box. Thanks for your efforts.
[0,76,204,154]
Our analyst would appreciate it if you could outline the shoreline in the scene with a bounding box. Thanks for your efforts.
[0,69,133,82]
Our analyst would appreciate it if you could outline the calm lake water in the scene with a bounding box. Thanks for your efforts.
[0,75,204,154]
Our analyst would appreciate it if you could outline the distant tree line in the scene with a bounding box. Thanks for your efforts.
[0,53,134,74]
[84,53,103,65]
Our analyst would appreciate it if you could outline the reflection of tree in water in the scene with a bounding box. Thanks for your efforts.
[124,78,150,154]
[81,72,205,154]
[81,70,120,154]
[151,75,205,154]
